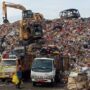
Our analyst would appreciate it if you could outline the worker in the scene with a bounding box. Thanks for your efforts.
[16,58,22,89]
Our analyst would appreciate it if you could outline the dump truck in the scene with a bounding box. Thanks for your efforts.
[31,54,70,86]
[0,53,17,81]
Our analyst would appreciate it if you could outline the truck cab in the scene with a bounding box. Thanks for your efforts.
[31,57,56,86]
[0,54,17,81]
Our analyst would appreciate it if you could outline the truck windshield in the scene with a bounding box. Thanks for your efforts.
[32,59,52,72]
[1,60,16,66]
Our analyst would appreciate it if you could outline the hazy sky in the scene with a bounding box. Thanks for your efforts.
[0,0,90,23]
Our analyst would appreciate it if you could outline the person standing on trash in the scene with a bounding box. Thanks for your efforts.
[16,58,22,89]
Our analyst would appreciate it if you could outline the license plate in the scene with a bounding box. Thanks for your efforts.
[36,79,46,82]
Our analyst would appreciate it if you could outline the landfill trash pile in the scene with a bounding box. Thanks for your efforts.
[0,18,90,60]
[44,18,90,60]
[0,21,20,52]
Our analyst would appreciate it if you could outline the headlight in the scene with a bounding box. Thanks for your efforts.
[31,75,35,78]
[31,75,37,79]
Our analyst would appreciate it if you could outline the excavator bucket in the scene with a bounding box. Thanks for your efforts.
[32,23,43,39]
[3,17,9,24]
[20,22,43,46]
[23,22,43,40]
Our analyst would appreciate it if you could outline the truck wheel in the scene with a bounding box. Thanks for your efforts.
[1,79,6,82]
[55,74,60,82]
[50,78,55,86]
[33,82,36,86]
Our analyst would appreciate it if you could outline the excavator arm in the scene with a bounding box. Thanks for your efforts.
[2,1,43,45]
[2,1,26,23]
[2,1,44,23]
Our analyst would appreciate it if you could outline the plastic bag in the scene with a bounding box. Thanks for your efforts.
[12,73,19,85]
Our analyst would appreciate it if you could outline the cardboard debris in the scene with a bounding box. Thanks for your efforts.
[67,71,89,90]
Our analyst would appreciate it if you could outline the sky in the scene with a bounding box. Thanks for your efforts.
[0,0,90,23]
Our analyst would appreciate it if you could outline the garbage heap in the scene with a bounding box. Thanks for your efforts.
[67,70,90,90]
[0,18,90,60]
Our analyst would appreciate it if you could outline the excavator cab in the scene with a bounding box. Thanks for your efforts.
[22,10,33,19]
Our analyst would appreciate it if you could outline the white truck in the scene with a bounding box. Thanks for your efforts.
[31,57,63,86]
[31,56,70,86]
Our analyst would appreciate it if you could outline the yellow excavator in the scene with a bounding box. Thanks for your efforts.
[2,1,43,44]
[2,1,43,23]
